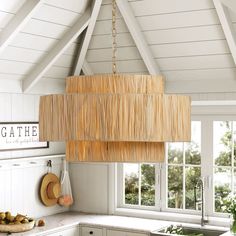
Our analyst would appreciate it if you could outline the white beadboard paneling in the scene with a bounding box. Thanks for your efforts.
[70,163,109,214]
[33,4,80,27]
[89,59,147,74]
[21,18,69,39]
[158,54,234,71]
[10,33,78,55]
[23,94,35,120]
[0,11,13,28]
[94,9,220,36]
[0,73,23,81]
[87,40,230,62]
[93,19,128,35]
[87,46,142,62]
[0,78,65,94]
[34,95,40,120]
[150,40,230,58]
[0,155,67,218]
[0,90,66,158]
[0,0,27,13]
[166,78,236,93]
[0,60,32,74]
[90,25,225,50]
[90,33,134,49]
[0,46,75,67]
[28,78,66,94]
[10,32,60,51]
[164,68,236,81]
[129,0,214,16]
[0,93,12,121]
[11,94,24,121]
[0,60,70,79]
[89,54,234,73]
[99,1,215,21]
[45,67,70,79]
[45,0,90,14]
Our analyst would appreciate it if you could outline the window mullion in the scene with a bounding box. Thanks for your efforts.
[154,163,160,211]
[183,142,186,210]
[138,163,141,206]
[201,118,213,216]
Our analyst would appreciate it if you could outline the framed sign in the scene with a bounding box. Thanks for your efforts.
[0,122,49,151]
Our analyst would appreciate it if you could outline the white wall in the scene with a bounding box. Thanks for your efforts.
[70,163,110,214]
[0,91,67,217]
[0,92,65,159]
[0,155,67,218]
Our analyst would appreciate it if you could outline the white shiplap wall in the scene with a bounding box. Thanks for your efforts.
[0,92,67,217]
[0,92,65,159]
[0,155,66,218]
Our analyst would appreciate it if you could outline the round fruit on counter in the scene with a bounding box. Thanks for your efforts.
[0,212,35,233]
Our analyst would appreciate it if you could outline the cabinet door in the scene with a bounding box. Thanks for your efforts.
[107,229,148,236]
[81,226,103,236]
[46,227,78,236]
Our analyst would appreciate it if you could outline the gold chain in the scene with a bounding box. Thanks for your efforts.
[112,0,117,74]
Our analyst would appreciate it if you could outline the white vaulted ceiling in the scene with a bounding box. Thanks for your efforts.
[0,0,236,96]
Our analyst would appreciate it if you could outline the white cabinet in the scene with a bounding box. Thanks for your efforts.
[107,229,148,236]
[81,226,103,236]
[44,227,78,236]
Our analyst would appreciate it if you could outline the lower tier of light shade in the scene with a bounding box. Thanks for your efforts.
[66,141,165,162]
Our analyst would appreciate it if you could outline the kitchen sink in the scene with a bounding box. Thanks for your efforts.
[151,225,228,236]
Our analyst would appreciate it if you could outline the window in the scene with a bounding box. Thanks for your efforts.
[214,121,236,213]
[167,121,201,211]
[117,117,236,218]
[124,163,156,207]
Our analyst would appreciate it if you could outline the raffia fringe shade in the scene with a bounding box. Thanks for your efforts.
[39,74,191,162]
[66,141,165,162]
[39,93,191,142]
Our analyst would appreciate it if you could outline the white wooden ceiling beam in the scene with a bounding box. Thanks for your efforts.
[82,60,94,75]
[23,9,91,92]
[116,0,160,75]
[214,0,236,64]
[0,0,44,54]
[72,0,102,75]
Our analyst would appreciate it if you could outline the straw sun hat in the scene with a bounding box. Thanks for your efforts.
[40,173,61,206]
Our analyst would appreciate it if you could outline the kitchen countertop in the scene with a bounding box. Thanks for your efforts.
[0,212,229,236]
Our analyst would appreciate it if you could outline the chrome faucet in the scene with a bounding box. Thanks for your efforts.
[195,178,208,226]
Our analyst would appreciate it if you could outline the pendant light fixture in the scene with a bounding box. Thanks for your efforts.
[39,0,191,162]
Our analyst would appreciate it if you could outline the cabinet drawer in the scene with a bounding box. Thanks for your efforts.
[81,226,103,236]
[107,229,148,236]
[45,227,78,236]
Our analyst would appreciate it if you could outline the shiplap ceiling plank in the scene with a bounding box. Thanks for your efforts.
[45,0,89,14]
[116,0,160,75]
[22,8,91,92]
[90,25,225,49]
[73,0,103,75]
[0,0,44,54]
[9,32,78,54]
[82,60,94,75]
[214,0,236,65]
[89,54,234,73]
[0,46,74,67]
[221,0,236,13]
[0,0,27,13]
[164,68,236,81]
[87,40,229,62]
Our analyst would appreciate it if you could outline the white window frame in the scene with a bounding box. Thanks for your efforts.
[113,113,236,222]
